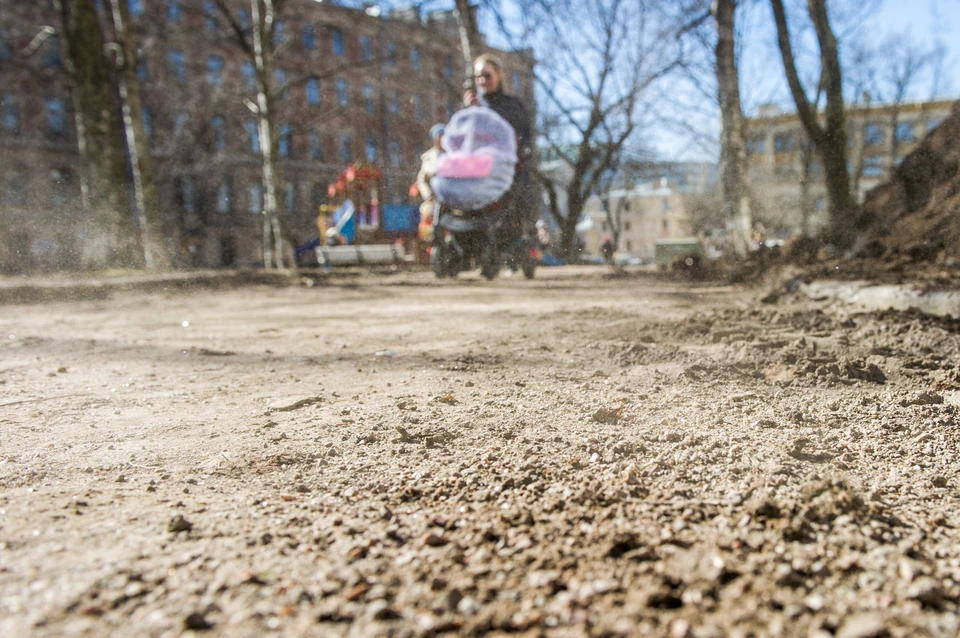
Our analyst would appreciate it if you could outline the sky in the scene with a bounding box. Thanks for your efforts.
[372,0,960,162]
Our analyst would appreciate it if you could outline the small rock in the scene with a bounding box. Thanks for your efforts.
[836,614,889,638]
[184,611,213,631]
[932,476,948,488]
[423,533,449,547]
[168,514,193,533]
[456,596,481,616]
[367,600,402,621]
[116,474,126,483]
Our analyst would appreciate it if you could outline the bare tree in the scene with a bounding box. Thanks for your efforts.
[501,0,679,261]
[713,0,752,255]
[453,0,481,89]
[770,0,855,246]
[52,0,143,269]
[107,0,169,270]
[209,0,288,269]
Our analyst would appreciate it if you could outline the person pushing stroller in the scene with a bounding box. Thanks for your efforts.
[463,54,536,272]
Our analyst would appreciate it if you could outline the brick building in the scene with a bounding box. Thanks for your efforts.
[0,0,535,271]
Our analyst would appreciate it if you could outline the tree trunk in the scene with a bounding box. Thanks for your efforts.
[770,0,856,246]
[454,0,482,89]
[56,0,135,269]
[251,0,283,269]
[108,0,170,270]
[714,0,752,256]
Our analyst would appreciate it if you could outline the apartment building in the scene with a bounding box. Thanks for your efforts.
[743,98,953,231]
[582,179,693,262]
[0,0,535,270]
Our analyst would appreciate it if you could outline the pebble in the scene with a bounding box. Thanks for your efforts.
[168,515,193,533]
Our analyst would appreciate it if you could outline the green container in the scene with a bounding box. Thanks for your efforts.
[654,238,705,269]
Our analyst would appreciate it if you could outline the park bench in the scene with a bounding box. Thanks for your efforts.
[316,243,410,267]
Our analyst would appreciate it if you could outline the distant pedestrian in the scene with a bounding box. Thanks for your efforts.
[416,124,445,255]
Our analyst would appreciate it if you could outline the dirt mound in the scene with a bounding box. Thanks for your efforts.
[858,101,960,266]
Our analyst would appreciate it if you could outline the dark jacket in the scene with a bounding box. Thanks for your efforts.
[480,89,532,162]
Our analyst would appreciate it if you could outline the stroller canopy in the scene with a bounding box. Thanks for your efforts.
[431,106,517,211]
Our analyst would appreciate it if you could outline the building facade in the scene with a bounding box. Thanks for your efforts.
[582,179,693,262]
[743,99,953,234]
[0,0,535,271]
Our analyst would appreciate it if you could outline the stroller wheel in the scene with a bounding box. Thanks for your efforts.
[480,243,500,280]
[432,240,458,279]
[522,259,536,280]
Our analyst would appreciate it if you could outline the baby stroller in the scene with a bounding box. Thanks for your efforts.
[430,106,534,280]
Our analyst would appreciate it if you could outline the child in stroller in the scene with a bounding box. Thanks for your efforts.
[430,106,536,279]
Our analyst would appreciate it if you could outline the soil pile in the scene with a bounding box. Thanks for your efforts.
[857,100,960,267]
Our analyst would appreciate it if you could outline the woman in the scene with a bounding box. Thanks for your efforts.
[463,54,535,261]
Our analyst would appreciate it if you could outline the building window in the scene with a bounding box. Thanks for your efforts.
[512,71,522,92]
[363,84,375,113]
[339,134,352,161]
[308,129,322,160]
[173,112,188,138]
[332,28,344,56]
[306,77,320,105]
[167,0,181,24]
[774,132,794,152]
[242,62,256,91]
[176,175,197,214]
[303,24,315,50]
[50,168,71,208]
[863,122,883,146]
[238,8,251,31]
[389,139,401,167]
[412,94,423,121]
[365,135,377,163]
[895,121,915,144]
[411,46,421,72]
[203,0,218,31]
[206,55,223,86]
[747,135,765,154]
[662,197,670,212]
[443,55,454,79]
[244,120,260,154]
[0,31,11,61]
[249,182,263,214]
[283,182,297,214]
[272,20,285,46]
[388,90,399,115]
[1,94,20,135]
[44,97,65,137]
[211,115,226,150]
[216,181,230,213]
[41,35,61,68]
[863,155,884,178]
[386,41,396,65]
[169,50,186,83]
[274,68,288,100]
[141,107,152,142]
[360,36,372,62]
[128,0,144,16]
[278,124,292,158]
[336,78,348,107]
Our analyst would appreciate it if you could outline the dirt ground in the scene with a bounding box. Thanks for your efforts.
[2,267,959,637]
